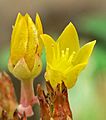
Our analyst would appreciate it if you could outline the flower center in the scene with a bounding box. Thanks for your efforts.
[51,45,76,72]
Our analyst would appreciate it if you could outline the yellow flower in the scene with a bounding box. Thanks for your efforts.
[8,13,43,80]
[8,13,43,116]
[41,22,96,89]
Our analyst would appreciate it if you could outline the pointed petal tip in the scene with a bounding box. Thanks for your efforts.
[73,40,96,66]
[57,20,80,53]
[89,40,96,45]
[36,13,41,23]
[36,13,41,22]
[36,12,40,18]
[68,21,75,27]
[15,13,23,26]
[25,13,30,16]
[25,13,32,21]
[12,25,14,29]
[25,13,35,27]
[67,21,77,31]
[40,34,56,46]
[17,12,22,17]
[86,40,96,49]
[36,13,43,34]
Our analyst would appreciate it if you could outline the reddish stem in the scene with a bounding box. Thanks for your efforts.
[18,79,38,117]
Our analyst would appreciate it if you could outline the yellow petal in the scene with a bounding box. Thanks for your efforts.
[8,58,14,74]
[8,56,42,81]
[57,22,80,54]
[31,54,42,79]
[14,13,23,28]
[36,13,43,55]
[64,63,87,89]
[11,58,31,80]
[24,14,38,71]
[45,65,65,89]
[10,16,28,66]
[73,40,96,65]
[11,13,22,43]
[36,13,43,35]
[41,34,56,64]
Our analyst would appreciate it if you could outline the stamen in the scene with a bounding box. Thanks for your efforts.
[68,51,76,63]
[65,48,69,59]
[51,44,56,61]
[61,50,65,57]
[57,43,60,60]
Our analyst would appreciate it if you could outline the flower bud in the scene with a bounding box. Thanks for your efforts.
[8,13,43,81]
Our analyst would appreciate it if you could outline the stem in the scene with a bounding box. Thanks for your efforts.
[20,79,34,106]
[18,79,38,117]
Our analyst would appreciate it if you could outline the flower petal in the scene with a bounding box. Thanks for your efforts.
[57,22,80,54]
[36,13,43,55]
[24,14,38,71]
[10,15,28,66]
[64,63,87,89]
[41,34,56,64]
[31,55,42,79]
[12,58,31,80]
[73,40,96,65]
[45,65,65,89]
[36,13,43,35]
[11,13,22,43]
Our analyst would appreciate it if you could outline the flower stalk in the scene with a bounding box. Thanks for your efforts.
[20,79,34,106]
[18,79,39,117]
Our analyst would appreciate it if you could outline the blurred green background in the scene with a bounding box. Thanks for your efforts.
[0,0,106,120]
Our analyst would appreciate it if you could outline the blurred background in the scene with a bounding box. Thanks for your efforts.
[0,0,106,120]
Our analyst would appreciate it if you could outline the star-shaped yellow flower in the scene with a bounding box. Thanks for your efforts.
[41,22,96,89]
